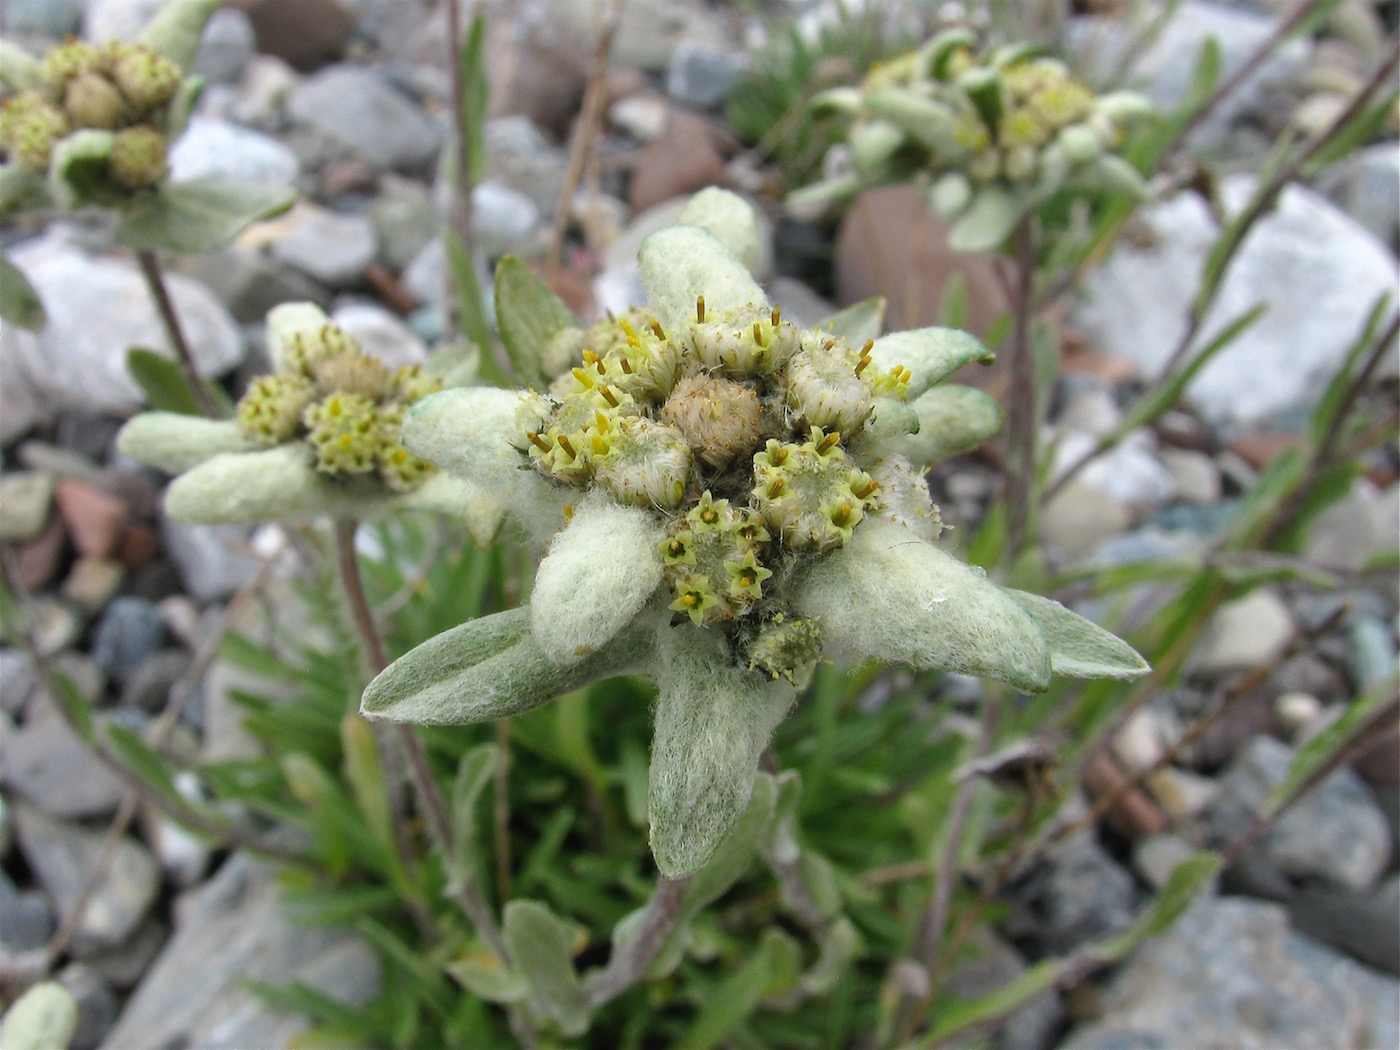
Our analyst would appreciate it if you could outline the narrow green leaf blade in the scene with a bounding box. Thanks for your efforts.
[494,255,580,388]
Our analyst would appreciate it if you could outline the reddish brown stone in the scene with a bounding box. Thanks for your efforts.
[229,0,356,70]
[1227,432,1309,470]
[1352,720,1399,786]
[116,524,160,572]
[627,111,727,213]
[15,515,66,591]
[1082,751,1168,839]
[53,478,127,561]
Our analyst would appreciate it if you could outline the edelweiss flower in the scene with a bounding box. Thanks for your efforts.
[115,303,500,537]
[361,190,1147,877]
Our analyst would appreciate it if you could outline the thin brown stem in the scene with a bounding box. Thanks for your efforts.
[582,874,693,1008]
[1004,220,1038,558]
[544,0,626,284]
[134,249,220,418]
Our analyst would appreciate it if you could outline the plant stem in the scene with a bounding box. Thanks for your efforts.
[133,249,220,419]
[1003,219,1038,559]
[494,717,514,903]
[444,0,480,301]
[582,874,693,1008]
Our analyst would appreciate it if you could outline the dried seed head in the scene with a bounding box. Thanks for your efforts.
[312,352,394,401]
[591,417,693,510]
[660,374,764,469]
[63,72,125,129]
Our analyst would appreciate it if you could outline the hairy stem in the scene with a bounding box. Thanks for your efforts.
[134,249,221,419]
[1003,220,1038,559]
[582,874,693,1008]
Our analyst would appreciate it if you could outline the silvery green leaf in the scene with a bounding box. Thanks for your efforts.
[1095,91,1154,124]
[678,187,763,274]
[814,297,885,345]
[785,173,863,221]
[139,0,221,69]
[863,89,960,153]
[649,630,795,877]
[801,917,860,996]
[495,255,579,389]
[1066,154,1151,200]
[115,177,295,254]
[0,982,78,1050]
[810,86,862,115]
[948,186,1026,253]
[503,900,589,1037]
[1035,142,1073,196]
[639,226,767,334]
[1058,124,1104,165]
[0,40,41,91]
[362,606,653,725]
[956,66,1005,132]
[889,383,1004,464]
[928,172,973,219]
[1005,590,1150,679]
[850,398,920,456]
[792,519,1052,692]
[531,495,665,665]
[447,953,531,1004]
[865,326,993,398]
[0,249,44,331]
[989,42,1045,69]
[116,412,257,473]
[49,129,119,209]
[925,27,978,79]
[403,387,572,543]
[849,119,907,176]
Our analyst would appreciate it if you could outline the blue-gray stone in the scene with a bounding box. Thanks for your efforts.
[91,598,167,684]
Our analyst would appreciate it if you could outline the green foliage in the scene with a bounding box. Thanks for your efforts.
[0,249,44,330]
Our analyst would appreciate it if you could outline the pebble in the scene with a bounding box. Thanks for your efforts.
[1040,479,1132,561]
[1274,691,1324,738]
[118,649,191,714]
[61,559,126,613]
[1132,832,1200,890]
[1190,589,1294,677]
[57,963,117,1050]
[1304,480,1400,574]
[0,472,55,542]
[665,41,750,109]
[331,303,429,369]
[28,597,83,657]
[192,246,332,325]
[368,178,437,273]
[1317,141,1400,249]
[484,117,569,215]
[91,597,168,684]
[0,707,127,819]
[1006,830,1137,956]
[15,805,160,955]
[83,918,168,991]
[471,181,543,258]
[1061,896,1399,1050]
[628,110,728,212]
[169,117,301,188]
[100,855,382,1050]
[1288,876,1400,976]
[942,927,1063,1050]
[268,204,378,288]
[54,479,126,561]
[610,93,672,142]
[160,522,263,603]
[189,7,257,85]
[287,65,443,172]
[6,0,83,35]
[0,326,50,444]
[84,0,164,42]
[1111,708,1168,774]
[1144,766,1220,823]
[1159,448,1222,506]
[0,870,56,953]
[143,800,212,888]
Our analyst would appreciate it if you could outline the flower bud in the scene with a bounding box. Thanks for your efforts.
[0,93,69,172]
[109,125,167,188]
[64,73,125,129]
[236,373,315,445]
[1003,143,1039,183]
[283,324,362,376]
[660,374,763,469]
[869,455,945,542]
[110,44,181,113]
[39,41,99,94]
[784,336,874,436]
[689,303,800,376]
[744,612,824,687]
[751,431,879,551]
[661,492,773,624]
[312,352,394,401]
[392,365,443,405]
[303,392,382,476]
[373,405,435,491]
[591,417,692,510]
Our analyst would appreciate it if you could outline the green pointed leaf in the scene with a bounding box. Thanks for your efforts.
[0,250,44,330]
[802,917,860,995]
[866,326,993,399]
[448,743,497,884]
[793,520,1052,691]
[49,129,120,209]
[444,231,497,382]
[494,255,580,388]
[503,900,589,1037]
[116,412,257,473]
[126,347,233,415]
[361,606,653,726]
[957,67,1004,133]
[639,226,768,334]
[785,173,863,220]
[116,177,294,254]
[815,297,885,345]
[0,982,78,1050]
[891,383,1004,464]
[864,89,960,152]
[948,187,1026,253]
[105,722,185,808]
[649,629,795,877]
[926,27,978,79]
[809,86,862,115]
[1066,153,1151,199]
[447,952,531,1005]
[1005,590,1149,680]
[139,0,221,69]
[340,715,395,859]
[458,12,489,184]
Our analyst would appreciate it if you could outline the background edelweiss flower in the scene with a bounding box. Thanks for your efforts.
[114,303,502,538]
[362,190,1148,878]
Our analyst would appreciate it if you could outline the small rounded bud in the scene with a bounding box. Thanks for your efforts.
[592,417,692,510]
[849,119,905,176]
[303,392,382,476]
[751,432,878,551]
[110,45,181,113]
[312,352,394,401]
[283,324,362,377]
[39,41,99,94]
[998,106,1050,149]
[745,612,824,687]
[661,492,773,625]
[392,364,443,405]
[236,372,315,445]
[660,374,763,469]
[1003,143,1039,183]
[64,72,126,129]
[373,405,435,491]
[688,304,800,376]
[1031,78,1095,130]
[784,336,874,436]
[928,172,972,218]
[0,93,69,172]
[1057,124,1103,165]
[967,147,1001,182]
[109,125,168,188]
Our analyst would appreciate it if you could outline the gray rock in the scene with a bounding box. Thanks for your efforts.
[0,871,56,953]
[1007,830,1137,955]
[6,0,84,36]
[61,558,127,614]
[83,0,163,42]
[1316,141,1400,249]
[27,598,83,658]
[1159,448,1222,506]
[192,245,331,324]
[199,659,280,762]
[269,204,377,288]
[1072,177,1399,430]
[1041,480,1133,560]
[666,41,750,109]
[144,802,212,888]
[0,471,55,542]
[1191,588,1294,676]
[58,963,117,1050]
[766,276,836,330]
[160,521,262,603]
[1132,833,1199,890]
[0,649,34,717]
[401,237,448,309]
[0,324,51,443]
[484,116,568,214]
[100,855,382,1050]
[1211,736,1392,892]
[1060,897,1399,1050]
[169,117,301,187]
[1,707,126,819]
[1059,433,1177,511]
[944,927,1062,1050]
[331,303,429,368]
[189,7,257,85]
[472,180,542,257]
[7,233,244,417]
[83,918,168,990]
[1304,480,1400,574]
[16,806,160,955]
[92,597,168,684]
[119,649,191,714]
[1289,876,1400,975]
[369,178,437,272]
[287,65,443,171]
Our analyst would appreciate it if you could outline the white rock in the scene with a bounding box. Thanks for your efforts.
[610,94,671,142]
[0,326,50,444]
[1056,431,1177,510]
[268,204,377,288]
[189,8,256,85]
[330,304,428,368]
[1160,448,1222,505]
[1145,766,1220,822]
[1041,478,1132,560]
[592,264,646,320]
[1112,708,1168,774]
[471,181,541,257]
[7,233,243,417]
[1072,176,1400,430]
[84,0,163,42]
[1275,690,1324,737]
[169,118,300,188]
[1303,480,1400,572]
[286,65,443,171]
[1316,141,1400,248]
[1192,588,1294,675]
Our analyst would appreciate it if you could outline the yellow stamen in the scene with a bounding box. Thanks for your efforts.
[598,384,620,408]
[816,431,841,454]
[527,431,552,452]
[556,434,577,459]
[696,295,705,323]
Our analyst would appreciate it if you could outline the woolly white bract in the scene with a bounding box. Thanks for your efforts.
[362,190,1148,878]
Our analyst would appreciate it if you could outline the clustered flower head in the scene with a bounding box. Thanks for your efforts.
[361,190,1149,879]
[0,37,183,201]
[791,29,1154,252]
[116,304,497,534]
